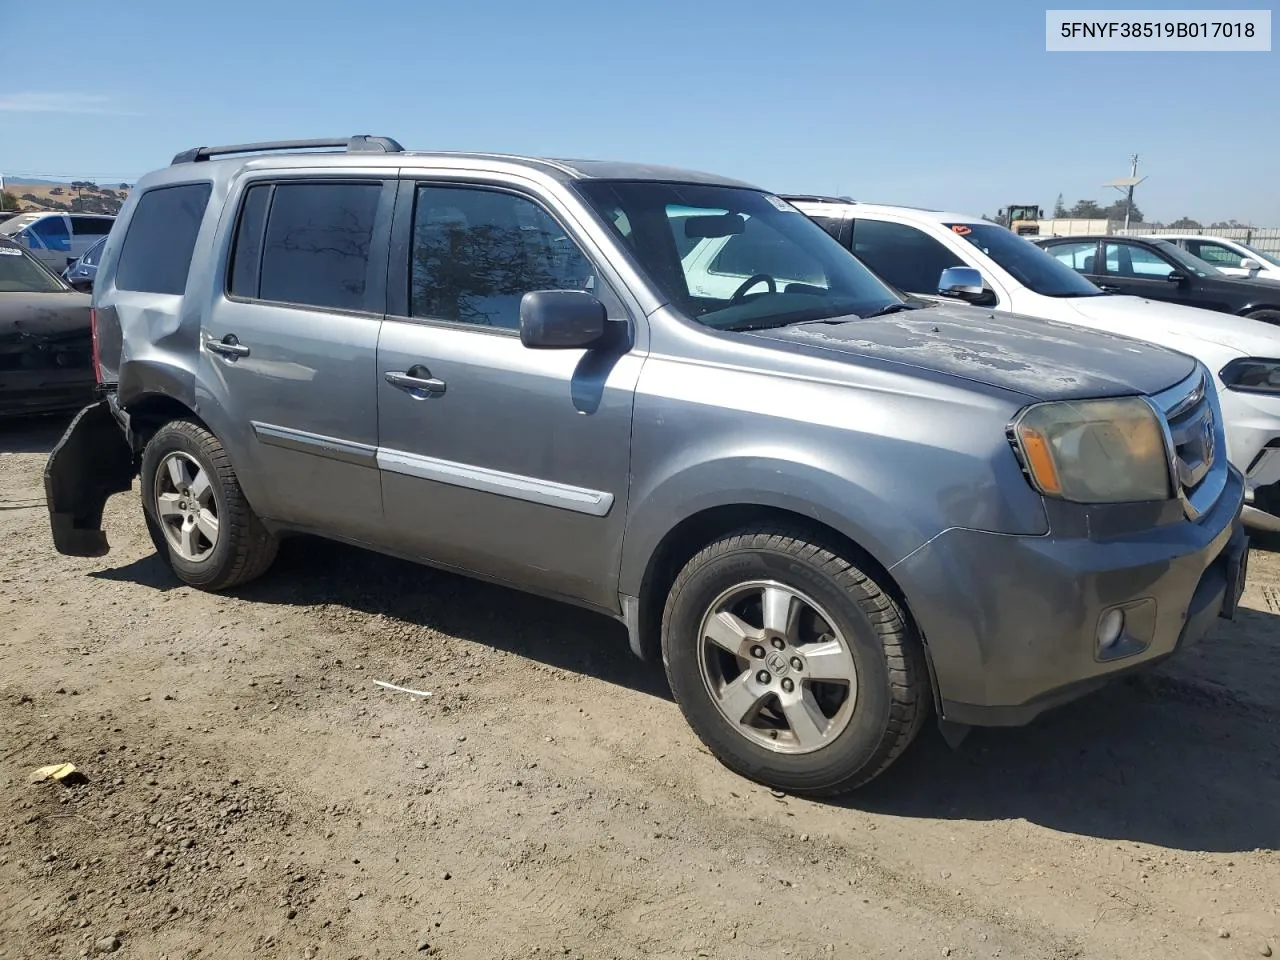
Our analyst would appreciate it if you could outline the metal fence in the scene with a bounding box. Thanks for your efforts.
[1115,226,1280,257]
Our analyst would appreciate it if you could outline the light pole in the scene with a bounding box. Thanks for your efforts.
[1104,154,1147,232]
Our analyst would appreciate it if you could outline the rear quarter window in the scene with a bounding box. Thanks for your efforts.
[114,182,213,295]
[71,216,115,236]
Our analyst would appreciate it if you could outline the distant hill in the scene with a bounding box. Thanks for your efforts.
[3,176,66,187]
[1,180,132,215]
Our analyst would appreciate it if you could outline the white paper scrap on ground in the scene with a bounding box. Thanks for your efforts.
[373,680,433,698]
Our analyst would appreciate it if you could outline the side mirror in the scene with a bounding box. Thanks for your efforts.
[1241,258,1262,272]
[1166,272,1187,283]
[519,290,608,349]
[938,266,986,302]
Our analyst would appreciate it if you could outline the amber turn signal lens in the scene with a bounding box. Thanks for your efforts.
[1016,424,1063,496]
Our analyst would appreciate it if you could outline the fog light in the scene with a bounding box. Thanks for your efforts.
[1097,609,1125,651]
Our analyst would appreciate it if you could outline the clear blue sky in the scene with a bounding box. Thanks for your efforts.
[2,0,1276,223]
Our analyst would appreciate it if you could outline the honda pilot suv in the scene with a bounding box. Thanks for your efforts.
[45,136,1249,795]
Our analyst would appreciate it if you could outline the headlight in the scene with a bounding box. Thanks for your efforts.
[1220,357,1280,394]
[1011,397,1171,503]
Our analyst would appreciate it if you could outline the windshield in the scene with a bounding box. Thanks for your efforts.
[1152,240,1221,277]
[573,181,902,331]
[0,244,67,292]
[1238,241,1280,268]
[943,222,1104,298]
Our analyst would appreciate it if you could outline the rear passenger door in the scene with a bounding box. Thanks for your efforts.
[375,178,640,609]
[202,177,394,542]
[1044,239,1102,280]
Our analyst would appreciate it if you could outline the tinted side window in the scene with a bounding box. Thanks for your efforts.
[228,184,271,299]
[32,216,71,252]
[115,183,212,294]
[410,185,596,330]
[72,216,114,236]
[1186,240,1243,266]
[1104,242,1175,278]
[257,182,381,311]
[1046,240,1098,272]
[81,237,107,266]
[806,214,845,243]
[850,219,962,293]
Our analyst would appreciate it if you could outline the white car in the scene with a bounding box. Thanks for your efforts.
[685,196,1280,531]
[0,212,115,273]
[1147,234,1280,282]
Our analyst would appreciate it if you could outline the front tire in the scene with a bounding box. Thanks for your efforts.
[140,419,277,591]
[661,524,929,796]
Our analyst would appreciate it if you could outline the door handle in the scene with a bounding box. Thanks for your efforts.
[384,367,446,397]
[206,334,250,358]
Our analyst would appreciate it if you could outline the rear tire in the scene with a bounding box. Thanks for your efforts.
[140,419,277,591]
[661,524,929,796]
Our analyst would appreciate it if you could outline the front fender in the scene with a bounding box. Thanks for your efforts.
[618,456,914,597]
[617,447,1047,598]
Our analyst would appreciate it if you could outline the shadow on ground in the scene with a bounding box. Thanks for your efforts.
[110,534,674,701]
[859,604,1280,854]
[94,531,1280,854]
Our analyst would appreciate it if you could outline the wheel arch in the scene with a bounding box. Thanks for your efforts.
[120,388,272,517]
[122,393,208,452]
[1236,304,1280,320]
[627,500,944,718]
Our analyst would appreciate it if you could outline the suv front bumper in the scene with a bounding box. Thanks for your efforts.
[894,466,1248,727]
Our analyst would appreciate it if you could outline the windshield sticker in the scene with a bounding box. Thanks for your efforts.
[951,224,973,236]
[763,194,797,212]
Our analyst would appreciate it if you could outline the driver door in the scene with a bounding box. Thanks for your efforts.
[1098,241,1190,305]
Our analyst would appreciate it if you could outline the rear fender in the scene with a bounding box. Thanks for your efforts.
[44,398,137,557]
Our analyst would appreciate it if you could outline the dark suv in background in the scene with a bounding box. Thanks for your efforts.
[1035,234,1280,324]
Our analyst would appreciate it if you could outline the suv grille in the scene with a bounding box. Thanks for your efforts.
[1155,370,1225,520]
[1165,374,1215,493]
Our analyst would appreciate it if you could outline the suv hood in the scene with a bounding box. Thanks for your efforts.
[750,302,1196,401]
[1063,293,1280,357]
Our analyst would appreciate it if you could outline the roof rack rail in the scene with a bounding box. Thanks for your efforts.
[779,193,855,205]
[170,135,404,165]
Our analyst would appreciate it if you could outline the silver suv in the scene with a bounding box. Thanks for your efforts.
[44,136,1249,794]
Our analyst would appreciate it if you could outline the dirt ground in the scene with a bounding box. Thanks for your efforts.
[2,416,1278,960]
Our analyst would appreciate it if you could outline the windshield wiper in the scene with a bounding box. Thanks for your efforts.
[855,302,924,320]
[718,317,814,332]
